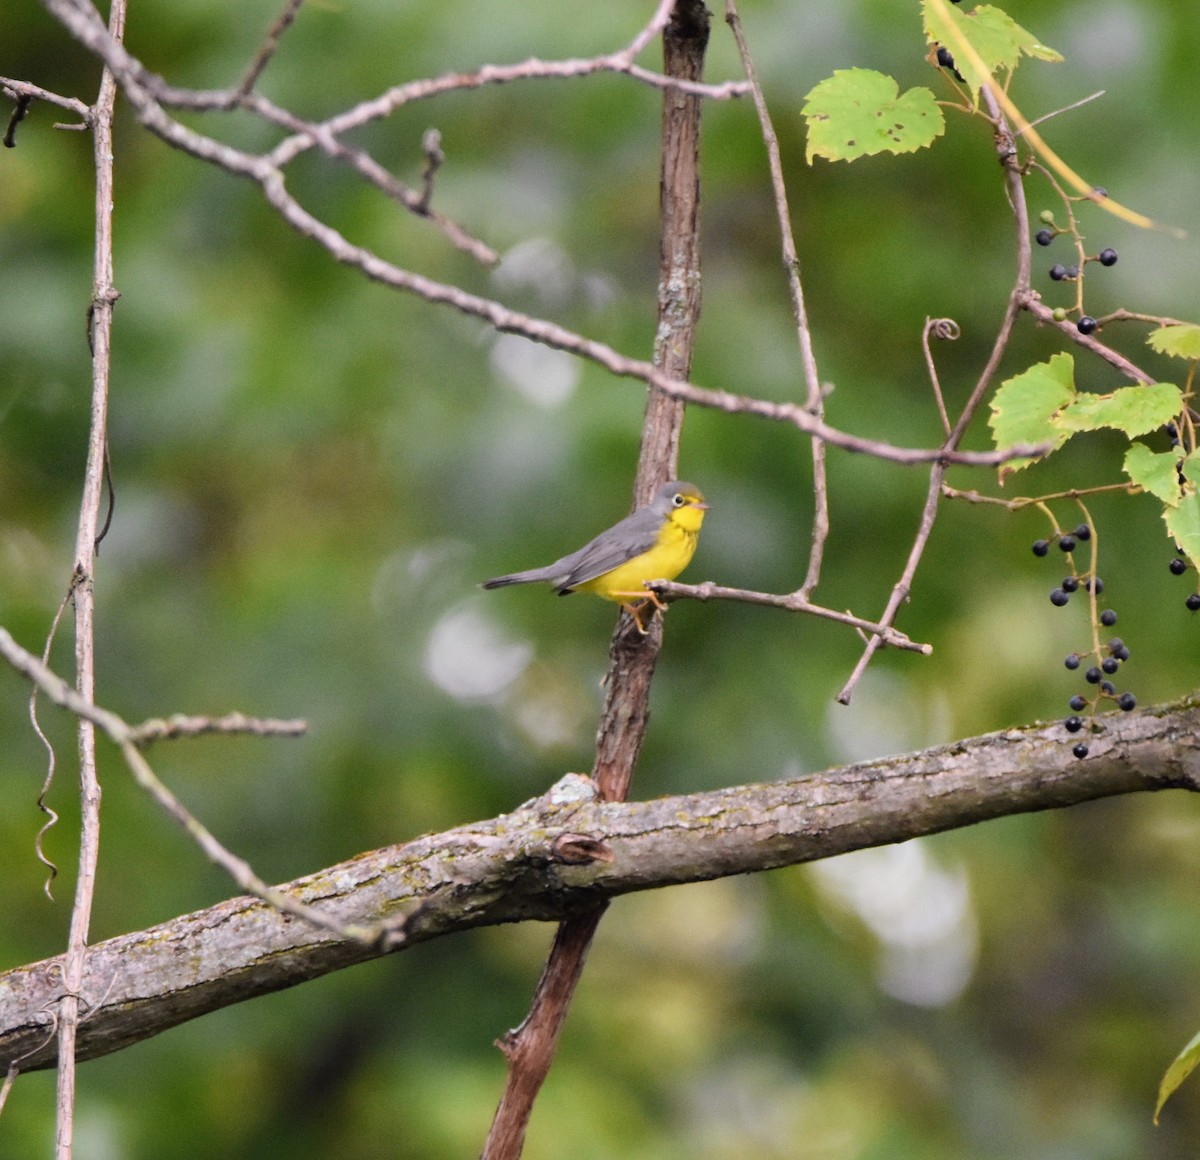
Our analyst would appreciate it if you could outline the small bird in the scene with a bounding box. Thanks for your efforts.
[482,480,708,632]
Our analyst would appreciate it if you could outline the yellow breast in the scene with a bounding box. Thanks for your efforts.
[574,508,703,602]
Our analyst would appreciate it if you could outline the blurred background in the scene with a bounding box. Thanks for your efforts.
[4,1,1200,1156]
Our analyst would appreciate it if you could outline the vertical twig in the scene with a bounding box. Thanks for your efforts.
[236,0,305,97]
[54,1,125,1155]
[3,93,33,147]
[723,0,829,599]
[480,5,711,1157]
[837,90,1031,703]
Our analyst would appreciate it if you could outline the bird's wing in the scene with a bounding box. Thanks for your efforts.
[554,506,662,591]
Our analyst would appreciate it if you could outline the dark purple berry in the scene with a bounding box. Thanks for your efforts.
[1101,657,1119,674]
[1073,742,1089,759]
[1073,524,1091,541]
[1118,692,1136,711]
[1085,667,1102,684]
[1049,264,1067,281]
[1170,558,1188,576]
[1065,266,1080,279]
[1100,680,1116,695]
[1036,228,1054,246]
[1087,577,1105,595]
[1065,715,1084,733]
[1077,316,1099,335]
[1098,248,1118,266]
[936,46,955,69]
[1112,645,1130,662]
[1050,588,1070,607]
[1032,539,1050,557]
[1187,594,1200,612]
[1100,609,1117,627]
[1061,576,1080,593]
[1069,695,1087,712]
[1064,653,1081,670]
[1059,535,1077,553]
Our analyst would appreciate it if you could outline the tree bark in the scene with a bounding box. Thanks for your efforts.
[3,701,1197,1074]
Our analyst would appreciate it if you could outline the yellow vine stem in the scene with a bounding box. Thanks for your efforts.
[927,0,1185,238]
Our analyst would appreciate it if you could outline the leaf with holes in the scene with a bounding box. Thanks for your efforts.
[802,69,944,163]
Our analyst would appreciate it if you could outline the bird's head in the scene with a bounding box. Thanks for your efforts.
[654,481,708,532]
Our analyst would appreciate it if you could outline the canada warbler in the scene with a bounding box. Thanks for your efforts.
[482,480,708,632]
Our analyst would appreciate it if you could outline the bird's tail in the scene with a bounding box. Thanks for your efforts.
[481,567,555,589]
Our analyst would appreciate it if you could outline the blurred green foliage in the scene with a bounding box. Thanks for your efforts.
[4,1,1200,1155]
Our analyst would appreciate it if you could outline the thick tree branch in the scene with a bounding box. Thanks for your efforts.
[3,702,1197,1075]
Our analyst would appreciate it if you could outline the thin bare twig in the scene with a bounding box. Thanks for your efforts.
[3,93,32,147]
[127,712,308,746]
[942,482,1136,509]
[53,0,126,1142]
[0,627,370,945]
[724,0,829,600]
[0,78,92,127]
[648,580,932,653]
[40,0,1047,473]
[837,89,1031,704]
[235,0,305,97]
[264,14,748,165]
[246,92,499,265]
[1018,292,1157,384]
[1020,90,1105,134]
[32,0,743,268]
[415,128,444,214]
[922,317,960,437]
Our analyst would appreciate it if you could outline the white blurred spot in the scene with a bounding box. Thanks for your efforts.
[490,332,580,408]
[494,237,575,303]
[1057,2,1152,76]
[510,681,586,749]
[826,670,951,764]
[423,604,532,701]
[580,271,620,311]
[370,540,471,618]
[812,839,977,1007]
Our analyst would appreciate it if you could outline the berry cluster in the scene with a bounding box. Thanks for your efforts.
[1167,546,1200,609]
[1034,210,1119,337]
[1031,522,1136,759]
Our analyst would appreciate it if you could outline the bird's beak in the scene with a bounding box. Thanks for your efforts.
[689,501,710,510]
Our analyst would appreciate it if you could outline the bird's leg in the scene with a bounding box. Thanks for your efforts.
[610,588,668,635]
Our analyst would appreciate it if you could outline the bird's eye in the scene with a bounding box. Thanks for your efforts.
[672,493,685,507]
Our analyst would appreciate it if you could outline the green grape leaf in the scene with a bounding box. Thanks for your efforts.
[923,2,1062,97]
[802,69,944,163]
[1054,382,1182,439]
[1165,491,1200,576]
[988,353,1075,476]
[1157,1027,1200,1124]
[1124,443,1184,506]
[1147,323,1200,361]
